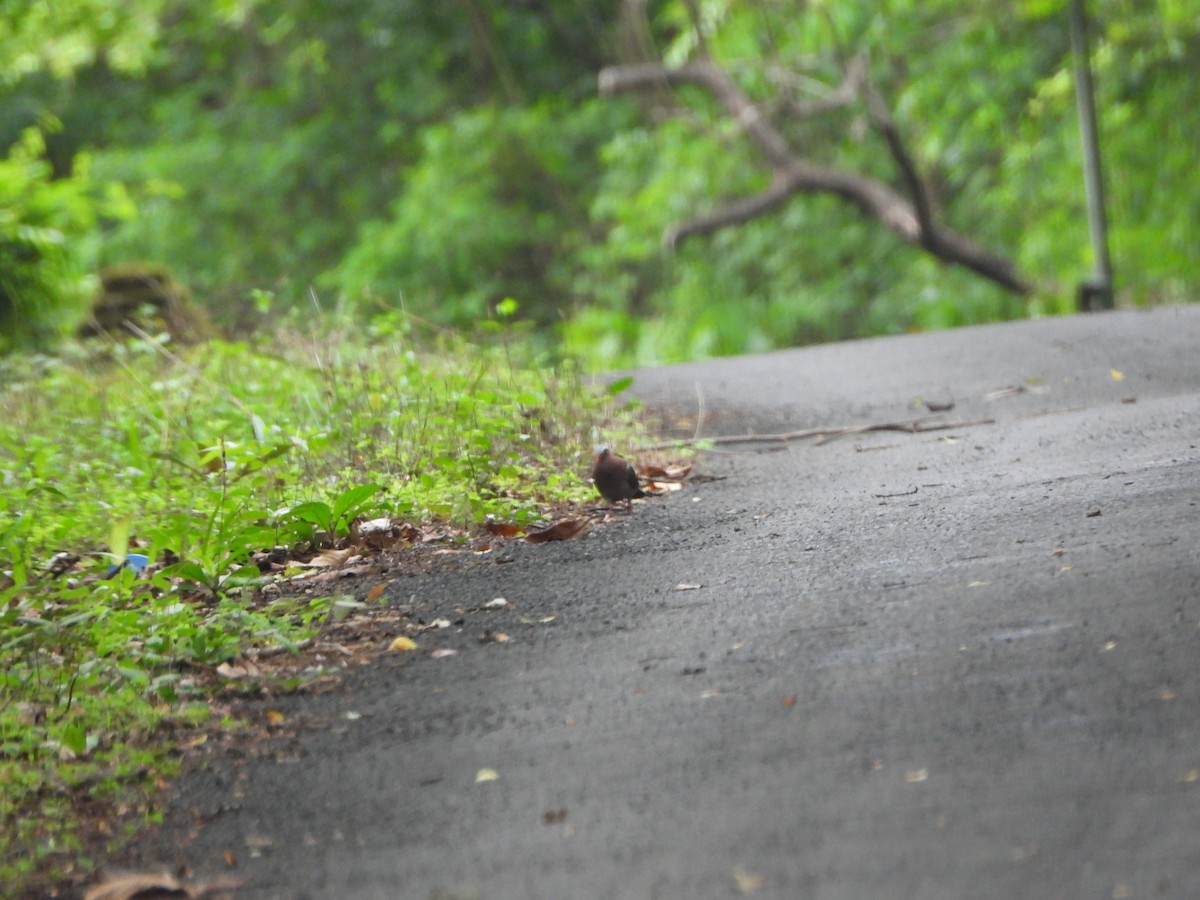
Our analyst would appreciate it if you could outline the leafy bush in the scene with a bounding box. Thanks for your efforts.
[331,99,632,327]
[0,313,642,889]
[0,125,132,352]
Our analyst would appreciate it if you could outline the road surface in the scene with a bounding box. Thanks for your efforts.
[127,306,1200,899]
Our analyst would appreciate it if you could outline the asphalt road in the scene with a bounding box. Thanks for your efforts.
[128,306,1200,899]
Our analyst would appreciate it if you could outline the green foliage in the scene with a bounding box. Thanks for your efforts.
[0,314,639,890]
[332,99,632,326]
[0,124,133,352]
[1,0,1198,367]
[0,0,167,83]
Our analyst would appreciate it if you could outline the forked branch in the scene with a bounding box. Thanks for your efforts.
[599,56,1032,296]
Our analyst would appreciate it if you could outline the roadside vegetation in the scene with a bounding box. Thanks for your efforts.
[3,3,1197,370]
[1,2,1196,893]
[0,309,642,893]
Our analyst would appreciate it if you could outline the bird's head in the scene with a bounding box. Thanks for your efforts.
[593,445,611,462]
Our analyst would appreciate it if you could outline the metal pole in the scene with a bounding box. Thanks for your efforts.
[1068,0,1114,311]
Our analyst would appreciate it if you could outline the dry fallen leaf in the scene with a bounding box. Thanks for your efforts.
[84,872,187,900]
[1110,368,1125,382]
[265,710,286,725]
[1158,688,1176,701]
[524,518,590,543]
[643,480,683,494]
[484,597,509,609]
[732,865,765,894]
[640,463,692,480]
[542,808,568,824]
[484,521,525,537]
[674,583,702,591]
[365,584,386,602]
[84,871,243,900]
[355,517,419,549]
[780,696,797,708]
[430,648,457,659]
[475,768,499,783]
[303,548,356,567]
[904,768,929,783]
[387,636,419,652]
[216,658,260,680]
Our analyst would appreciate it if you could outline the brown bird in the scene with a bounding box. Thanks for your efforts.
[591,445,645,509]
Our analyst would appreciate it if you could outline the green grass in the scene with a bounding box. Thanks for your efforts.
[0,310,643,892]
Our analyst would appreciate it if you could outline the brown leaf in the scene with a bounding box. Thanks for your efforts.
[215,658,260,680]
[355,518,419,549]
[365,584,386,603]
[732,865,765,894]
[84,871,243,900]
[524,518,590,543]
[303,548,356,567]
[644,480,683,494]
[780,696,797,708]
[640,463,692,480]
[484,521,526,537]
[542,808,568,824]
[84,872,187,900]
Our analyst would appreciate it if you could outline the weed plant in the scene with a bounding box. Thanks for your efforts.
[0,308,640,889]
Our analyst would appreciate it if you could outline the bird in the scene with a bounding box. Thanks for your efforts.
[591,445,645,510]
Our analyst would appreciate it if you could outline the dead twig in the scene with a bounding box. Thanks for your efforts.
[641,416,995,451]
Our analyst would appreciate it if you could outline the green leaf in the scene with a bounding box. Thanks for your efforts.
[331,484,383,523]
[160,561,212,587]
[286,501,334,533]
[61,722,87,756]
[107,516,132,564]
[606,376,634,396]
[219,564,265,589]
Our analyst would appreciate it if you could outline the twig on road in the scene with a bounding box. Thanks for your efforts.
[642,415,996,451]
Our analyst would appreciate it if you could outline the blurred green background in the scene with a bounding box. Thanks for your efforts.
[1,0,1196,367]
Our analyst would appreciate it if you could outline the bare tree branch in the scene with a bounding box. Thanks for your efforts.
[600,61,794,168]
[598,57,1033,296]
[860,71,936,241]
[768,53,867,120]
